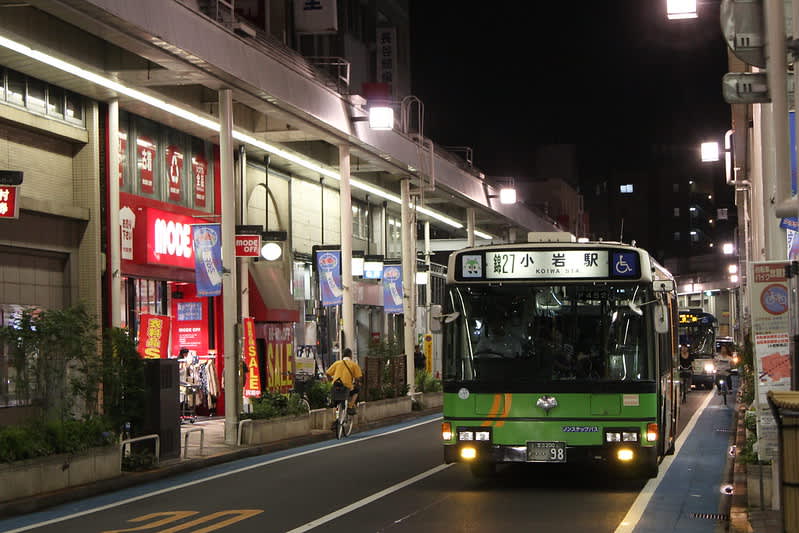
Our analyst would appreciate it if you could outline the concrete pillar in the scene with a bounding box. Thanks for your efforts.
[108,99,122,328]
[339,145,354,355]
[219,89,239,445]
[401,178,415,393]
[467,208,476,247]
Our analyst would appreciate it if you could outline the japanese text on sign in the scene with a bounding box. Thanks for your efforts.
[485,250,609,279]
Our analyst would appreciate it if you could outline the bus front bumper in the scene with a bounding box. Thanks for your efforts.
[444,442,657,468]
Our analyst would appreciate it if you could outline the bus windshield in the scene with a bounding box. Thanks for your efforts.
[678,319,715,356]
[444,283,654,384]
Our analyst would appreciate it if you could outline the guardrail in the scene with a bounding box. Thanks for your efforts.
[119,434,160,469]
[237,418,252,446]
[183,427,205,458]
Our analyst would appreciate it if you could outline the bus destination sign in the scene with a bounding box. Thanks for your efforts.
[467,249,642,281]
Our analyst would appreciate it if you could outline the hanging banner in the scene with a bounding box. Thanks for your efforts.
[266,323,294,394]
[192,223,223,297]
[243,317,262,398]
[137,313,171,359]
[0,185,20,219]
[382,264,403,314]
[317,250,342,306]
[750,261,792,461]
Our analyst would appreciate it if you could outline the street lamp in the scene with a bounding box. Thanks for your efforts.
[667,0,697,19]
[701,141,720,162]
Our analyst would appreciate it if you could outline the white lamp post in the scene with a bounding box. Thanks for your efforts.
[667,0,697,19]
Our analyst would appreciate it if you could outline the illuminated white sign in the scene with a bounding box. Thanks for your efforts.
[485,250,609,279]
[154,218,193,259]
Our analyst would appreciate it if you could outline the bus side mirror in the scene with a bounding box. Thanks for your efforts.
[653,280,675,293]
[654,303,669,334]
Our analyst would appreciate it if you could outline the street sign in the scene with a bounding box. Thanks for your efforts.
[721,0,766,68]
[0,185,19,219]
[722,72,771,103]
[235,234,262,257]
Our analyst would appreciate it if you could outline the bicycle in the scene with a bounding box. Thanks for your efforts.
[717,376,729,406]
[331,380,354,439]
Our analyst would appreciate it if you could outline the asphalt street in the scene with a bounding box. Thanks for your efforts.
[0,387,734,533]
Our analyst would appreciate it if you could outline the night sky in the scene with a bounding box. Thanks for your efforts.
[408,1,731,180]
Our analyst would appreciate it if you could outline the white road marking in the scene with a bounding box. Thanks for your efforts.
[613,391,716,533]
[286,464,454,533]
[1,416,443,533]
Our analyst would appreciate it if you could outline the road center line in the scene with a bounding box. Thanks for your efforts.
[1,415,443,533]
[613,390,716,533]
[285,464,454,533]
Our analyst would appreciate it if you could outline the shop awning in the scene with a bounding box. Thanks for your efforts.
[248,263,300,323]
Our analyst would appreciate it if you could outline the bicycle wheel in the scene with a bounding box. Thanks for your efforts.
[343,409,354,437]
[300,397,311,414]
[336,401,347,440]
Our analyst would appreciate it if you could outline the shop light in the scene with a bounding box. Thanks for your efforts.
[363,255,384,279]
[260,242,282,261]
[416,271,429,285]
[0,33,499,236]
[352,250,364,277]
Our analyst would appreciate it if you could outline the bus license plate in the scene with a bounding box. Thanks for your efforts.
[527,441,566,463]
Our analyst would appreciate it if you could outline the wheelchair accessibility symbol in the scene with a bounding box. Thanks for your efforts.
[612,252,638,277]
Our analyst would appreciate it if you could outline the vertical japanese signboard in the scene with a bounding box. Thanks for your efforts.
[382,264,403,314]
[191,224,223,297]
[317,250,342,306]
[118,131,127,186]
[750,260,792,460]
[266,323,294,394]
[0,185,19,219]
[137,135,155,194]
[166,145,183,202]
[376,27,397,88]
[242,317,262,398]
[193,153,207,208]
[137,313,171,359]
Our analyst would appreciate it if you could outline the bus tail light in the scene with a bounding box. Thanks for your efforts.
[442,422,452,441]
[646,423,658,442]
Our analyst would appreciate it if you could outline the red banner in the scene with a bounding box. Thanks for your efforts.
[266,323,294,393]
[0,185,19,219]
[137,313,171,359]
[166,145,183,202]
[137,135,156,194]
[243,317,262,398]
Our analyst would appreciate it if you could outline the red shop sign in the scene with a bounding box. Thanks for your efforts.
[0,185,19,219]
[119,131,127,187]
[193,154,207,208]
[166,145,183,202]
[137,313,171,359]
[144,207,196,269]
[137,136,156,194]
[235,235,261,257]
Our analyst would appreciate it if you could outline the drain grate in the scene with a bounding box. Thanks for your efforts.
[690,513,729,521]
[715,428,732,433]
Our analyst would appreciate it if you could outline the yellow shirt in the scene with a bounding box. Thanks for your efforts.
[326,358,363,389]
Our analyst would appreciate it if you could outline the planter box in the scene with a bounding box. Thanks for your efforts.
[240,414,311,446]
[360,396,412,424]
[0,445,120,503]
[747,463,774,510]
[417,391,443,410]
[310,408,337,431]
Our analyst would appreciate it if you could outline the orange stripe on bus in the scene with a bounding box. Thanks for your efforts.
[494,393,513,428]
[481,394,502,426]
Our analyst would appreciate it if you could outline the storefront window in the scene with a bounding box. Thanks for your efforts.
[125,278,168,345]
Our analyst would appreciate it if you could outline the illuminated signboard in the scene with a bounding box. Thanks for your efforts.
[144,207,196,269]
[459,249,641,281]
[679,313,700,324]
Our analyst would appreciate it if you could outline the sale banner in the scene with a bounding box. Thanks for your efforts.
[242,317,262,398]
[191,224,223,297]
[750,260,792,461]
[316,250,342,306]
[137,313,171,359]
[382,264,403,314]
[265,323,294,393]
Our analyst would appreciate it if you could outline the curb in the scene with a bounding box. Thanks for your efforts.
[0,408,442,519]
[729,402,752,533]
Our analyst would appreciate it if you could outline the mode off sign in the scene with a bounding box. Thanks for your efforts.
[235,235,262,257]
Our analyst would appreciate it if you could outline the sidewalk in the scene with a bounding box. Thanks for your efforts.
[0,407,440,519]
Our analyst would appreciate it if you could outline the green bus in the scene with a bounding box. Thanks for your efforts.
[441,238,679,478]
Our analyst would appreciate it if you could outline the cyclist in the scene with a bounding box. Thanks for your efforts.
[714,344,734,395]
[678,345,693,399]
[325,348,363,414]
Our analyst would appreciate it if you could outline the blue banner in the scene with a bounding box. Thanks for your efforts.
[191,224,223,297]
[317,250,342,306]
[382,265,403,314]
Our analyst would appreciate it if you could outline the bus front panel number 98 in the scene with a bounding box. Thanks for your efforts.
[527,441,566,463]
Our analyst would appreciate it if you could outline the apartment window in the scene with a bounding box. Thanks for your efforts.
[27,78,46,113]
[673,183,679,193]
[0,66,84,126]
[673,232,680,241]
[620,184,633,194]
[47,86,64,118]
[65,91,84,124]
[386,215,402,258]
[6,69,24,105]
[673,207,680,217]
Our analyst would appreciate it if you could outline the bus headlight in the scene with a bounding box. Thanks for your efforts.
[461,446,477,460]
[704,362,715,373]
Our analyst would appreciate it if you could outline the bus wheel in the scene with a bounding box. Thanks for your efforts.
[470,462,496,479]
